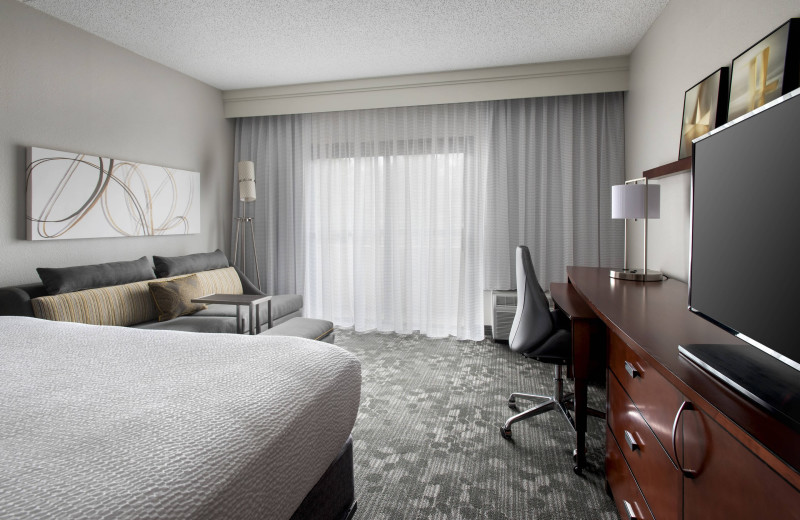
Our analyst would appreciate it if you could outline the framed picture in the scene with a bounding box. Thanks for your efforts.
[26,147,201,240]
[727,18,800,122]
[678,67,729,159]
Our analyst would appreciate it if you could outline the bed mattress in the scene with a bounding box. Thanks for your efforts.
[0,316,361,519]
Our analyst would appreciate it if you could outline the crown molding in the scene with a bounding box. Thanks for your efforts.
[222,56,629,118]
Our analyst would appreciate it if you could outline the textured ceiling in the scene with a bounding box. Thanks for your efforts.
[20,0,669,91]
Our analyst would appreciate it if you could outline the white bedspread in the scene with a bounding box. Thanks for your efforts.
[0,316,361,519]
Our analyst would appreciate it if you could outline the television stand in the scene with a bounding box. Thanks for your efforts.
[679,343,800,434]
[567,266,800,519]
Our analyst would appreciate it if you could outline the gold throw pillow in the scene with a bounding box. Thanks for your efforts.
[148,274,207,322]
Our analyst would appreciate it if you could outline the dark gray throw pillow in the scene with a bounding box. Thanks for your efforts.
[152,249,230,278]
[37,256,155,295]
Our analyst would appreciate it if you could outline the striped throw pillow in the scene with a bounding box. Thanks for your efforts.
[194,267,243,295]
[31,279,159,326]
[31,267,244,326]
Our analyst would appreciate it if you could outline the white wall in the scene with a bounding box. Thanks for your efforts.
[625,0,800,281]
[0,0,233,285]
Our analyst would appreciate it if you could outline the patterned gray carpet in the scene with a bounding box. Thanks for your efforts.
[334,328,617,520]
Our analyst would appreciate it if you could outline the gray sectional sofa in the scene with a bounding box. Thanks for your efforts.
[0,250,303,333]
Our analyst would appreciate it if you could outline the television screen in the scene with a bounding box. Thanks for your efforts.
[690,90,800,369]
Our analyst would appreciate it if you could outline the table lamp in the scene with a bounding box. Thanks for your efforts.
[610,178,663,282]
[233,160,262,290]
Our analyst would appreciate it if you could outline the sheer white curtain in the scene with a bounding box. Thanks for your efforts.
[303,104,489,339]
[233,93,624,341]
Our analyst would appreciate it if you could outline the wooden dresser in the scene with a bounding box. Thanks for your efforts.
[566,266,800,520]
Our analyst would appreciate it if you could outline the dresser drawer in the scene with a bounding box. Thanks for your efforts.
[606,425,653,520]
[608,372,682,520]
[608,332,683,449]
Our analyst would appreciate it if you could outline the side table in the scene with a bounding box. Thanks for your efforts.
[191,294,272,335]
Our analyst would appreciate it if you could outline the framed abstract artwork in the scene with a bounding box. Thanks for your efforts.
[26,147,201,240]
[678,67,729,160]
[727,18,800,122]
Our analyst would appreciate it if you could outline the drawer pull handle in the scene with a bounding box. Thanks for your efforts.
[671,400,698,478]
[624,361,640,378]
[624,430,639,452]
[622,500,638,520]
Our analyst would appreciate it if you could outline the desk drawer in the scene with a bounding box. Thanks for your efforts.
[608,332,683,449]
[606,425,653,520]
[608,372,682,520]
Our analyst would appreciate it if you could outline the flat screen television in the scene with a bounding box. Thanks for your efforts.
[682,88,800,431]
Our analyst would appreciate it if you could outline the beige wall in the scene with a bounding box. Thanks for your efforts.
[625,0,799,281]
[0,0,233,285]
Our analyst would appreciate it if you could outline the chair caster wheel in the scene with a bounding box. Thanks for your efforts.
[500,426,513,440]
[573,465,582,475]
[507,396,516,409]
[573,449,578,462]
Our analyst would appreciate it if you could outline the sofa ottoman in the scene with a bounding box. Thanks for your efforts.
[260,317,335,344]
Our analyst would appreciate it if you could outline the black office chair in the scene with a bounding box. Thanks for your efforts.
[500,246,576,440]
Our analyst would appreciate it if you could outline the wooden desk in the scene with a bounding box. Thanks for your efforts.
[566,266,800,519]
[550,282,603,473]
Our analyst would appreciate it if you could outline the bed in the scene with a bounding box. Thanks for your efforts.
[0,316,361,519]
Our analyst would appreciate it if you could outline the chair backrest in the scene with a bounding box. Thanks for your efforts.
[508,245,554,353]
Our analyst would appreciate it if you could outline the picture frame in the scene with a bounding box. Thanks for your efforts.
[678,67,729,160]
[727,18,800,122]
[26,147,201,241]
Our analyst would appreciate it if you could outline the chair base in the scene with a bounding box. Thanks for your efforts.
[501,398,576,440]
[501,364,576,440]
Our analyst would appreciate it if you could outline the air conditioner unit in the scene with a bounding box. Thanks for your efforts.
[492,290,517,342]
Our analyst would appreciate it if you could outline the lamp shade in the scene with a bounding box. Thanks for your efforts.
[611,183,660,219]
[238,161,256,202]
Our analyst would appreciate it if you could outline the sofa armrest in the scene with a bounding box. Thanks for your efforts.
[0,284,47,317]
[233,266,265,296]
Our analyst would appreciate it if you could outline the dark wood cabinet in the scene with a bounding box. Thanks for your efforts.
[608,332,684,451]
[567,266,800,520]
[606,428,654,520]
[607,372,682,520]
[681,406,800,520]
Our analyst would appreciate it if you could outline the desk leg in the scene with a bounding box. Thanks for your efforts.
[572,317,592,473]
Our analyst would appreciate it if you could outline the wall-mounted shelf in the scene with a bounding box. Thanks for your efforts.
[644,157,692,179]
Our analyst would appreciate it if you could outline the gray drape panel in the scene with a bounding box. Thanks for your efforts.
[233,115,306,296]
[483,94,625,291]
[234,92,624,338]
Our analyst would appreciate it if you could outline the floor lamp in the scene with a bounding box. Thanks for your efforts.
[233,160,262,291]
[610,178,664,282]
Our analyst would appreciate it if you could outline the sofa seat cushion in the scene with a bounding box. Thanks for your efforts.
[194,294,303,324]
[131,315,238,334]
